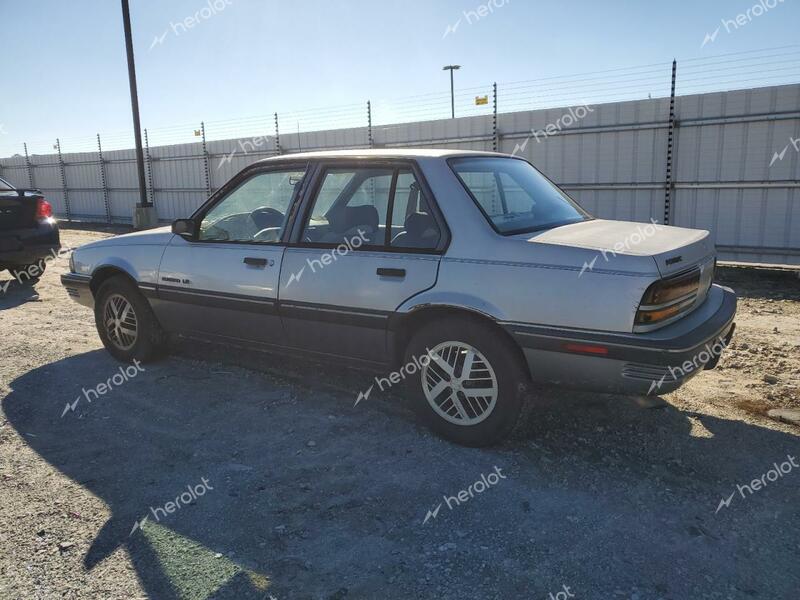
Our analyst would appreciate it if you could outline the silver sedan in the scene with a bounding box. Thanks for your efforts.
[62,149,736,446]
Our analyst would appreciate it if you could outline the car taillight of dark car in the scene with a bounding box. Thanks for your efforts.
[36,198,53,220]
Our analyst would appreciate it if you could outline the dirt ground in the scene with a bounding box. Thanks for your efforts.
[1,225,798,600]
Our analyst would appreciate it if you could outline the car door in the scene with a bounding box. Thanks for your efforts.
[279,161,447,363]
[154,164,308,345]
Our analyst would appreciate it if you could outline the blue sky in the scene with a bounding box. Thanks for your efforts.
[1,0,799,155]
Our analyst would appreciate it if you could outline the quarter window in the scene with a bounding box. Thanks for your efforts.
[389,170,441,250]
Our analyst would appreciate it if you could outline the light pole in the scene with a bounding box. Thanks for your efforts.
[442,65,461,119]
[121,0,157,229]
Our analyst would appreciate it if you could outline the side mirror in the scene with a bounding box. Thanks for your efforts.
[172,219,196,240]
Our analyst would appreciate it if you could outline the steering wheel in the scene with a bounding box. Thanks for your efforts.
[200,220,232,241]
[250,207,285,230]
[253,227,282,242]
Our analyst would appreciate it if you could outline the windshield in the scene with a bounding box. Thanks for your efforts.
[450,157,589,235]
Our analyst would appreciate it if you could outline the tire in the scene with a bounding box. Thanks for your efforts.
[404,316,528,447]
[10,261,45,283]
[94,275,168,363]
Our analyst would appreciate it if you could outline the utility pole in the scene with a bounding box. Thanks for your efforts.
[121,0,157,228]
[442,65,461,119]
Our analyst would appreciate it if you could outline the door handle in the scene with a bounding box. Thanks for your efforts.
[244,257,268,267]
[377,267,406,278]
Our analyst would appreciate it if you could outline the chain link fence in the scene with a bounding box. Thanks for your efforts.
[1,46,799,265]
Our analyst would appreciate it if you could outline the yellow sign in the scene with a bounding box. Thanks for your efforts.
[194,129,202,137]
[475,95,489,106]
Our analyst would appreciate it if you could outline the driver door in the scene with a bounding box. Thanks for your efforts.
[153,165,307,345]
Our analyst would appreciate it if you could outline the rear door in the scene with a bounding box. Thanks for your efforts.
[154,164,308,345]
[279,161,447,363]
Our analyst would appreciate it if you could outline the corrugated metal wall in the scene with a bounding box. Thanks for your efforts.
[498,98,670,225]
[672,85,800,265]
[2,83,798,265]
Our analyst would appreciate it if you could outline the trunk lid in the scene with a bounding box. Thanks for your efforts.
[521,219,715,277]
[0,191,39,232]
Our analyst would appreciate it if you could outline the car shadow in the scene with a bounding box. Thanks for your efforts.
[0,276,41,310]
[4,349,800,598]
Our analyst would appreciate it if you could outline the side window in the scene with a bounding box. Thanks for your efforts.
[389,170,442,250]
[199,169,306,242]
[308,171,352,221]
[302,168,392,246]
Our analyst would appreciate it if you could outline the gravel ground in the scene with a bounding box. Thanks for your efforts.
[1,225,799,600]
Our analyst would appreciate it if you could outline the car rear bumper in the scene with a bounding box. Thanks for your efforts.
[504,284,737,395]
[61,273,94,308]
[0,220,61,268]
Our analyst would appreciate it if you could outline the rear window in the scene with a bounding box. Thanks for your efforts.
[0,177,14,192]
[450,157,589,235]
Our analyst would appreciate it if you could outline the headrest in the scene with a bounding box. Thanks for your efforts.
[328,205,379,233]
[405,211,436,236]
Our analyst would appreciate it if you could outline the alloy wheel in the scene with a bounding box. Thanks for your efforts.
[421,341,499,426]
[103,293,138,351]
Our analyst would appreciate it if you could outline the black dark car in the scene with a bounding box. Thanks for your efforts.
[0,176,60,283]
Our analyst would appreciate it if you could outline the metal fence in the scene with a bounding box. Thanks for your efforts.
[1,48,799,265]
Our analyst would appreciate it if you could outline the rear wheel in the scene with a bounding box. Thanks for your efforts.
[94,275,168,362]
[9,261,45,283]
[404,316,528,447]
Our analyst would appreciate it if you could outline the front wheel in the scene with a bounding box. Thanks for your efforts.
[404,317,528,447]
[94,275,168,363]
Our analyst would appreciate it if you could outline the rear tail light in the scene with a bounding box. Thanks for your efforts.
[635,269,701,327]
[36,198,53,220]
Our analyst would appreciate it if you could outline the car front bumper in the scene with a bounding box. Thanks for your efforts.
[504,284,737,395]
[0,220,61,269]
[61,273,94,308]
